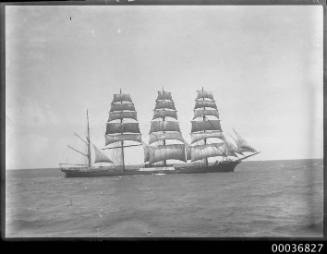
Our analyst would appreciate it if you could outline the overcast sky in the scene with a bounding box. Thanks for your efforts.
[6,5,323,169]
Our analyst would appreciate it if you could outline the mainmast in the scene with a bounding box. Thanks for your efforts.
[145,88,186,166]
[105,89,142,172]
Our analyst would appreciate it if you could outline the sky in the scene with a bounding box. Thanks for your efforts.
[5,5,323,169]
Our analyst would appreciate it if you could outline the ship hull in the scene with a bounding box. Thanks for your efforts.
[60,161,240,178]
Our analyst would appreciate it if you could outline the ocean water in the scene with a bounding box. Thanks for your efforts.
[6,159,323,238]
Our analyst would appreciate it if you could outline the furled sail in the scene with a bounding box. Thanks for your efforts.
[194,100,217,110]
[108,111,137,121]
[93,144,113,163]
[196,89,214,100]
[155,100,176,110]
[152,109,177,120]
[193,109,219,119]
[150,120,181,133]
[110,102,135,112]
[191,131,224,144]
[190,143,225,162]
[191,120,222,133]
[106,122,140,134]
[105,133,142,146]
[149,132,185,144]
[145,144,187,164]
[113,93,132,103]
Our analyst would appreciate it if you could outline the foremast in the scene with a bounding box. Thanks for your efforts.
[145,88,187,166]
[104,89,143,171]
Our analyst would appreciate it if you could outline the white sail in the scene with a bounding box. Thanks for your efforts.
[191,131,224,144]
[93,145,113,164]
[108,111,137,121]
[193,109,219,119]
[152,109,177,120]
[105,133,142,145]
[155,100,176,110]
[113,93,132,103]
[150,121,181,133]
[149,132,185,144]
[110,102,135,112]
[194,100,217,110]
[190,143,225,162]
[191,120,222,133]
[145,144,187,164]
[222,135,239,157]
[196,89,214,100]
[233,129,257,153]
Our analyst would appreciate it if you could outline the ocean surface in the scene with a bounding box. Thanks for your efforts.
[6,159,323,238]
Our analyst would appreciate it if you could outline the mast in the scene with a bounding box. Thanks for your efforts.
[104,89,142,171]
[190,88,228,164]
[162,87,167,167]
[120,89,125,171]
[202,87,208,167]
[145,88,186,166]
[86,109,91,168]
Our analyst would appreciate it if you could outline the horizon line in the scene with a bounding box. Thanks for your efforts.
[5,157,323,171]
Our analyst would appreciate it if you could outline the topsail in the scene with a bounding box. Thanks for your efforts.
[145,89,186,165]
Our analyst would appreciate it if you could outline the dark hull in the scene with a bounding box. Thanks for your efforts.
[60,161,240,178]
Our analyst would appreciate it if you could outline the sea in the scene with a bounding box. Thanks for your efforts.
[5,159,323,238]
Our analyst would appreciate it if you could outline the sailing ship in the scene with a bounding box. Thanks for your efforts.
[60,88,258,177]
